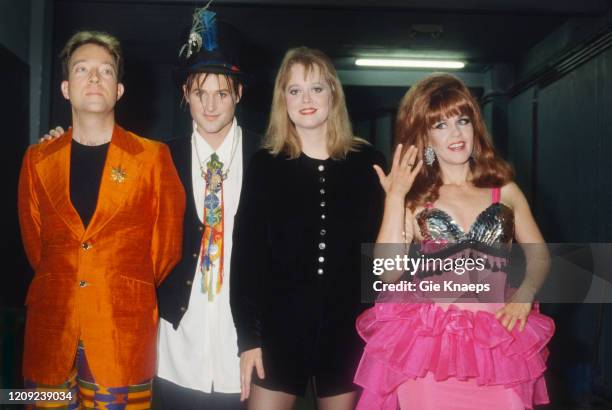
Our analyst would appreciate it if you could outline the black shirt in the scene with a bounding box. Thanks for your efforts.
[230,144,386,359]
[70,139,110,227]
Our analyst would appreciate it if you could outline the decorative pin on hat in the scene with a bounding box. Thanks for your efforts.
[173,0,244,87]
[178,0,217,59]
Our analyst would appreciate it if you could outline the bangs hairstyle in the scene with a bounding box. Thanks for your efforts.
[264,46,365,159]
[395,73,513,208]
[183,72,241,101]
[60,31,123,81]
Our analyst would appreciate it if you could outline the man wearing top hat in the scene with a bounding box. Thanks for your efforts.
[154,5,260,409]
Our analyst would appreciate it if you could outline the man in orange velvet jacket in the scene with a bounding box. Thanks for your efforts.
[17,31,185,398]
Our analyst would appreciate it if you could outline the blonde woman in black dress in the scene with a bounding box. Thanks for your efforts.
[230,47,385,410]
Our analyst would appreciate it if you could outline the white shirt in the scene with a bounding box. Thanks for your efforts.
[157,118,243,393]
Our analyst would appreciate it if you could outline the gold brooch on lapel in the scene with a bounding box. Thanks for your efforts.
[111,166,127,183]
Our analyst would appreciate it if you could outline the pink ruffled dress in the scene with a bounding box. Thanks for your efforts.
[354,188,554,409]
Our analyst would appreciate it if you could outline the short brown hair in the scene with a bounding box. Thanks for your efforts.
[183,72,240,98]
[60,31,123,81]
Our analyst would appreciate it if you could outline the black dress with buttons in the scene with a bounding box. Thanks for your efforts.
[230,144,385,396]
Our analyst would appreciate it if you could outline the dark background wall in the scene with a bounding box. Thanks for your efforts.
[486,14,612,405]
[505,46,612,243]
[0,0,33,391]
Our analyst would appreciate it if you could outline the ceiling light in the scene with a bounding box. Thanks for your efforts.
[355,58,465,69]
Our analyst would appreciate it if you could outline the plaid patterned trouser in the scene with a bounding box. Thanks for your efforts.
[25,341,152,409]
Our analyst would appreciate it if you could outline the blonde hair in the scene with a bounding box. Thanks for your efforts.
[60,31,123,81]
[264,47,364,159]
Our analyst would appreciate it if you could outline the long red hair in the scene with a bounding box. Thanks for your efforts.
[395,73,513,208]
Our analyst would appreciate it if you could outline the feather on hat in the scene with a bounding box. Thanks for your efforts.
[173,0,244,87]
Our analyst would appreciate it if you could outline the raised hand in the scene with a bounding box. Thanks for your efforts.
[373,144,423,199]
[39,126,66,143]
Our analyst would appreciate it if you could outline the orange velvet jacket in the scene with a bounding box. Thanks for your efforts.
[18,125,185,386]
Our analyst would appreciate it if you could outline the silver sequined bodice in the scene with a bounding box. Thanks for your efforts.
[416,203,514,246]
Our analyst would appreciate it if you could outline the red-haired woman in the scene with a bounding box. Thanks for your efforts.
[354,73,554,409]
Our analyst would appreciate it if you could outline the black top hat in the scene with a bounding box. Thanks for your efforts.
[172,5,244,87]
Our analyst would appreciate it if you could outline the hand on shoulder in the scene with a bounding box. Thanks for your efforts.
[39,126,66,143]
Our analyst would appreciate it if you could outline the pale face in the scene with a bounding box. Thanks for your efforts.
[183,73,242,139]
[428,114,474,165]
[285,64,332,135]
[61,43,124,114]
